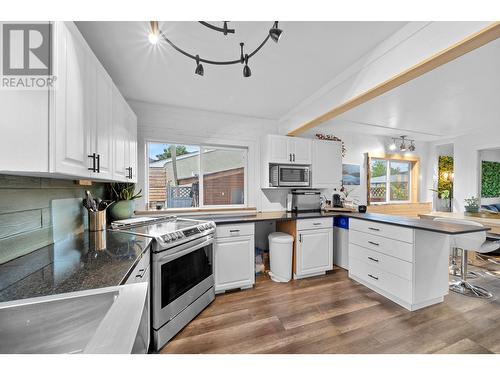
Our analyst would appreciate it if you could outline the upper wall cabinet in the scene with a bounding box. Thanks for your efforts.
[311,139,342,189]
[264,135,312,165]
[0,22,50,173]
[0,22,137,183]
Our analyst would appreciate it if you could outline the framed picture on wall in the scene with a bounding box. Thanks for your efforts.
[342,164,361,185]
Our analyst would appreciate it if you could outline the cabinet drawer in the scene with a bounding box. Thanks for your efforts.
[216,223,255,238]
[349,230,414,262]
[297,217,333,231]
[349,218,414,243]
[349,243,412,281]
[349,257,412,303]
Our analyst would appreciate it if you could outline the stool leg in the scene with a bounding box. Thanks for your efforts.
[449,247,461,276]
[449,249,493,299]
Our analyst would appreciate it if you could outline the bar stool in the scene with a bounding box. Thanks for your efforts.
[433,218,500,298]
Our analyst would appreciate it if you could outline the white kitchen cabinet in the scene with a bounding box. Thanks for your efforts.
[89,62,114,180]
[112,87,137,183]
[50,21,92,177]
[295,226,333,279]
[289,137,312,164]
[311,139,342,189]
[214,223,255,293]
[0,21,137,183]
[264,135,312,165]
[348,218,450,311]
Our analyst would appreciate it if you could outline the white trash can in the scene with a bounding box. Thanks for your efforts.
[268,232,294,282]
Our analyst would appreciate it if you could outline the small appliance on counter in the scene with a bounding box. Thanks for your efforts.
[332,193,343,208]
[358,205,367,213]
[291,189,321,212]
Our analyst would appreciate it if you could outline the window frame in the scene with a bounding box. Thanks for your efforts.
[146,141,248,211]
[367,153,419,206]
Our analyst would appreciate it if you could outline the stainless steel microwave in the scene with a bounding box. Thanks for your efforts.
[270,165,311,187]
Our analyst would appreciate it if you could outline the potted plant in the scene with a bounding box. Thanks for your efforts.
[108,183,142,220]
[464,196,480,213]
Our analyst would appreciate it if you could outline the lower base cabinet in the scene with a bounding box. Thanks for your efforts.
[295,227,333,279]
[214,223,255,293]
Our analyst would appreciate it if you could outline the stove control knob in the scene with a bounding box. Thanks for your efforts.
[163,234,171,242]
[178,231,184,238]
[172,232,179,240]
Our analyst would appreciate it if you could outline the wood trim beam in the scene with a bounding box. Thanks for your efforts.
[288,22,500,136]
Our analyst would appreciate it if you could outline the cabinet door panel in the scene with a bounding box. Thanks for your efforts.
[290,138,311,164]
[215,236,255,292]
[112,87,128,181]
[312,140,342,188]
[92,64,113,179]
[297,229,332,275]
[52,22,90,176]
[268,135,290,164]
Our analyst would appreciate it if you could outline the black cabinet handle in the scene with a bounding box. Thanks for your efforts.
[368,227,380,231]
[289,153,292,162]
[88,153,96,172]
[368,274,379,280]
[96,154,100,173]
[229,229,240,233]
[299,234,302,242]
[126,166,132,179]
[368,256,379,263]
[313,223,321,226]
[293,153,295,162]
[368,241,379,246]
[130,166,133,179]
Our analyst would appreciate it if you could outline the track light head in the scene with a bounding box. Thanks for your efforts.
[148,21,159,44]
[243,54,251,77]
[195,55,204,76]
[389,138,397,151]
[269,21,283,43]
[408,141,416,152]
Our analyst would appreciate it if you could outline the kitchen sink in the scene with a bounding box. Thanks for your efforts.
[0,283,149,354]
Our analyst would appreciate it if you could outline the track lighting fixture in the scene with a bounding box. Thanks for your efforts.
[243,54,251,77]
[390,136,416,152]
[269,21,283,43]
[195,55,204,76]
[148,21,283,78]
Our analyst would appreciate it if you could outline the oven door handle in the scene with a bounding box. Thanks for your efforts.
[156,235,214,264]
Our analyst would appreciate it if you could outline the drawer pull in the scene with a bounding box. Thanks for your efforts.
[367,256,379,263]
[368,274,379,280]
[368,227,380,231]
[229,229,240,233]
[368,241,379,246]
[313,223,322,226]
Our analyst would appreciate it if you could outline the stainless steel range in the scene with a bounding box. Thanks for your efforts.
[112,216,216,351]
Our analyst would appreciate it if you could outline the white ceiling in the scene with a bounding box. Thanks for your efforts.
[76,21,406,119]
[309,36,500,141]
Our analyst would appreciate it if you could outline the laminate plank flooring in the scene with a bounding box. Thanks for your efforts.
[161,260,500,354]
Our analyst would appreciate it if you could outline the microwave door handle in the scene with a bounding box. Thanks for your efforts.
[156,236,214,264]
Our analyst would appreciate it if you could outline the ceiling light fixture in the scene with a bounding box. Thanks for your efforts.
[390,136,416,153]
[148,21,283,78]
[389,138,397,151]
[148,21,159,44]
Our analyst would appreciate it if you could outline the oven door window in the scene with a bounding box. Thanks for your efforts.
[160,244,213,309]
[280,168,306,183]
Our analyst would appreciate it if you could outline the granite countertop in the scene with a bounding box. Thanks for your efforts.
[192,210,341,224]
[0,231,152,303]
[344,213,491,234]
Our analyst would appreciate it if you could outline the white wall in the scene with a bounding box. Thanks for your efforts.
[128,100,280,211]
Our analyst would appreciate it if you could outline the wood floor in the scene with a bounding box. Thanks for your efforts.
[161,261,500,354]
